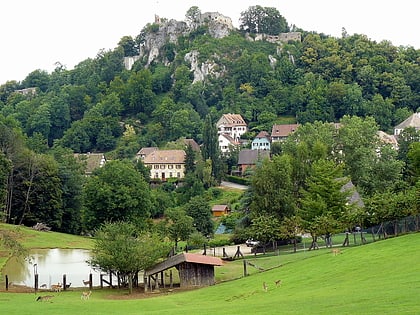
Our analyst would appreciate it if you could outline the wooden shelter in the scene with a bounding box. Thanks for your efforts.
[144,253,223,290]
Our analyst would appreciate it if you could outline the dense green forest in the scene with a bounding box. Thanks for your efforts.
[0,6,419,242]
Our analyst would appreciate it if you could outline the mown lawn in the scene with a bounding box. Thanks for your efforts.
[1,232,419,314]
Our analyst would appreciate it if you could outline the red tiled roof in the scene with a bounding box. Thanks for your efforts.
[212,205,229,212]
[271,124,300,137]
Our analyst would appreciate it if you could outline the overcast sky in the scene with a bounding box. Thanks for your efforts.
[1,0,419,84]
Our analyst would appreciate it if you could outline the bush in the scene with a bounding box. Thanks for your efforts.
[225,175,250,185]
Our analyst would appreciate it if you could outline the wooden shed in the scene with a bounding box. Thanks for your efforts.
[212,204,230,217]
[144,253,223,290]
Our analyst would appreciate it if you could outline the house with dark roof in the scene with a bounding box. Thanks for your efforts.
[271,124,299,142]
[143,150,186,180]
[237,149,270,175]
[251,131,271,150]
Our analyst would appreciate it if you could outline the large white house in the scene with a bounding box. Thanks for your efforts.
[143,150,186,180]
[216,113,247,153]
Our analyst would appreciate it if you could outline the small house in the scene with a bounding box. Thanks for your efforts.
[251,131,271,150]
[211,205,230,217]
[394,112,420,136]
[271,124,300,142]
[237,149,270,175]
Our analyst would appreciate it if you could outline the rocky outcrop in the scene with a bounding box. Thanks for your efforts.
[139,19,189,65]
[139,12,233,66]
[184,51,224,83]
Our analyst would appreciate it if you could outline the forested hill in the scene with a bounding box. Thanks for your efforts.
[0,5,419,156]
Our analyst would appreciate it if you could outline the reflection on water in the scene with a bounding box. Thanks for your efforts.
[2,248,101,288]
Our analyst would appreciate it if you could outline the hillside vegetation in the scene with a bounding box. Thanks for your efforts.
[0,233,419,314]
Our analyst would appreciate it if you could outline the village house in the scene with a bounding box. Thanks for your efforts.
[251,131,271,150]
[135,147,158,160]
[216,113,247,153]
[271,124,300,142]
[237,149,270,175]
[394,112,420,136]
[143,149,186,180]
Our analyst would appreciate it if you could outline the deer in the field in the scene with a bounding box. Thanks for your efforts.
[81,290,92,300]
[51,283,62,292]
[36,295,54,302]
[275,279,282,287]
[331,248,341,256]
[262,282,268,292]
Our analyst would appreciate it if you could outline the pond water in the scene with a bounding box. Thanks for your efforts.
[2,248,101,289]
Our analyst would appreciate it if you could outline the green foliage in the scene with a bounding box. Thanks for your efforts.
[89,221,171,293]
[82,160,151,231]
[184,196,214,237]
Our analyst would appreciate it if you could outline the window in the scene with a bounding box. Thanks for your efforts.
[177,172,180,178]
[169,172,173,178]
[176,165,181,169]
[160,165,165,169]
[168,165,173,169]
[154,165,159,169]
[154,172,159,178]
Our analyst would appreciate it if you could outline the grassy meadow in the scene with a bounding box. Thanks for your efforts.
[0,226,419,314]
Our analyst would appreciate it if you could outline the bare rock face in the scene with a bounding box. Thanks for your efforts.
[184,50,224,83]
[139,12,233,66]
[139,19,189,65]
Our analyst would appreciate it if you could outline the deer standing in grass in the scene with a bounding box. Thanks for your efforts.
[332,248,341,256]
[51,283,62,292]
[262,282,268,292]
[81,290,92,300]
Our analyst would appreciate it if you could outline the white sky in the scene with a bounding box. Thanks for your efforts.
[1,0,419,85]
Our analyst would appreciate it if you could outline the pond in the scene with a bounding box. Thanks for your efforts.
[2,248,101,289]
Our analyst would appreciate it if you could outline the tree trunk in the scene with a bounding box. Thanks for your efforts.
[128,273,133,294]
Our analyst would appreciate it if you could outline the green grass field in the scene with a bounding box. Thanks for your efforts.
[1,227,419,315]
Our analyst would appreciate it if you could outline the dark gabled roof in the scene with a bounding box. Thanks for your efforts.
[238,149,270,165]
[145,253,223,276]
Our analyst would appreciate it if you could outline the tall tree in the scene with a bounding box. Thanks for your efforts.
[83,160,152,231]
[239,6,289,35]
[184,196,214,237]
[201,114,222,182]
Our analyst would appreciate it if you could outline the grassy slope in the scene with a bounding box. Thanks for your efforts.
[1,232,419,314]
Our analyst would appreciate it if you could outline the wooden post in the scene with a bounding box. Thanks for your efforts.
[160,271,164,288]
[144,275,148,292]
[203,243,207,255]
[34,274,39,293]
[223,248,228,257]
[63,274,67,291]
[169,270,173,289]
[5,275,8,291]
[243,260,248,277]
[89,273,93,290]
[100,274,104,289]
